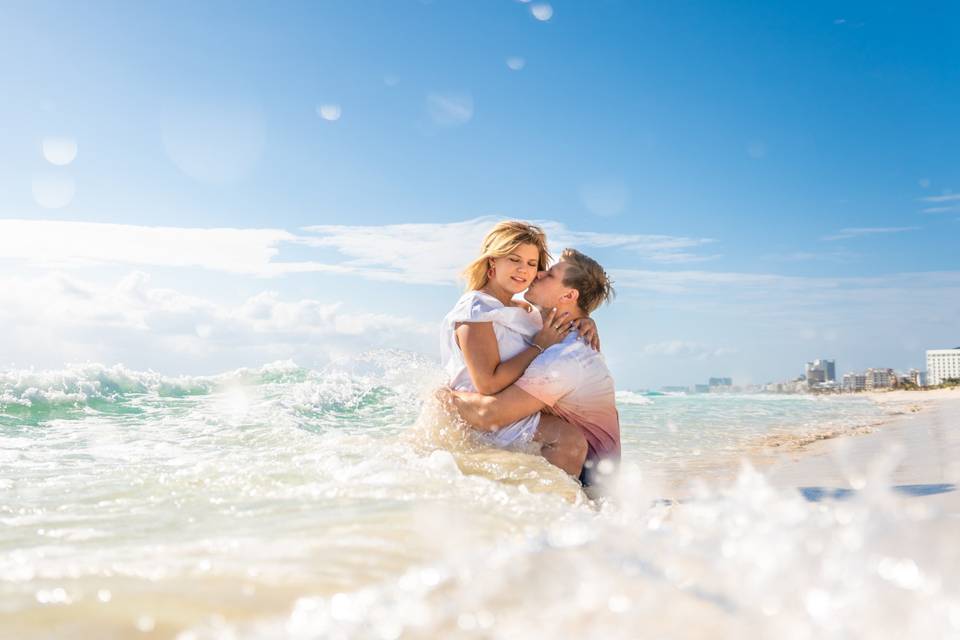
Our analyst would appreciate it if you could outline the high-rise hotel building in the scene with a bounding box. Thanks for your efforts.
[927,348,960,385]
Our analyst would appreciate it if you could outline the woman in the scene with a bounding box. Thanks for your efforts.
[440,221,596,473]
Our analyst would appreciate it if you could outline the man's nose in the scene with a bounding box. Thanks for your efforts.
[536,271,547,279]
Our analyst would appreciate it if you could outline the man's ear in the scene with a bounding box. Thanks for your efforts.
[563,288,579,305]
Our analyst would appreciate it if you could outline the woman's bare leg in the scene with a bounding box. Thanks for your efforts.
[534,414,587,477]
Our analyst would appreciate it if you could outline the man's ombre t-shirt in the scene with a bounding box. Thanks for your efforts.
[514,332,621,463]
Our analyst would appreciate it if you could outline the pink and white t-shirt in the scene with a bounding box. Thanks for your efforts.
[514,331,621,463]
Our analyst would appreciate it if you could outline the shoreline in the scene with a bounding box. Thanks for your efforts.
[753,388,960,512]
[653,388,960,512]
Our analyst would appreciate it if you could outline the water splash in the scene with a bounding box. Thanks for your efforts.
[2,353,955,638]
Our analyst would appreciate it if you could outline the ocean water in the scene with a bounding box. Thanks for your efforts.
[2,352,958,639]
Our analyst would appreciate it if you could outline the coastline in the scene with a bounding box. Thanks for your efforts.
[754,388,960,512]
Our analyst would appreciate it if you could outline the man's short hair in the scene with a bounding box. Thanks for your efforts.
[560,248,615,315]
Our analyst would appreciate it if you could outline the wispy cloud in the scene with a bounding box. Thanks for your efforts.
[761,250,858,263]
[1,217,716,284]
[921,205,960,214]
[610,268,960,330]
[543,223,717,263]
[920,193,960,203]
[820,227,919,242]
[426,92,474,127]
[615,268,960,291]
[301,216,717,283]
[640,340,736,360]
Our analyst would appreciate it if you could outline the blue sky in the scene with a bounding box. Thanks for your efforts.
[1,0,958,388]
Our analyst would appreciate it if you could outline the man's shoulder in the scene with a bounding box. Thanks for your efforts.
[533,336,598,377]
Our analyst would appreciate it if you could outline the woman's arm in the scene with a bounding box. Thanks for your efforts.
[456,309,571,395]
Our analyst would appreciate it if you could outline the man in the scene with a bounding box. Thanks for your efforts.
[446,248,620,487]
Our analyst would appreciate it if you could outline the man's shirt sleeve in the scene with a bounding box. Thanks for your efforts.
[514,346,580,407]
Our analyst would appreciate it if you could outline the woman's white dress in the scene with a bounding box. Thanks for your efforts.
[441,290,543,447]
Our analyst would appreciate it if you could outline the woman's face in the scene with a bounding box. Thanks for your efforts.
[489,243,541,294]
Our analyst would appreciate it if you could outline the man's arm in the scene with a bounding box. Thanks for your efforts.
[451,385,546,432]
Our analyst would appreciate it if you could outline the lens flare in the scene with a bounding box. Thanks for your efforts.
[31,174,76,209]
[579,179,629,217]
[317,104,342,121]
[161,101,266,185]
[531,3,553,21]
[41,137,78,166]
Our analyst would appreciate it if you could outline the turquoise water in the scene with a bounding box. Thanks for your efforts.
[2,353,957,638]
[616,390,888,479]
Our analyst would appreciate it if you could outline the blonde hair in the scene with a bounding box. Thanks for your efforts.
[462,221,551,291]
[560,248,615,314]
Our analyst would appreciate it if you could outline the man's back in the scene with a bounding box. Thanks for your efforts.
[514,332,621,464]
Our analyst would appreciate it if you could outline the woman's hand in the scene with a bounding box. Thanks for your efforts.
[571,316,600,351]
[532,308,573,350]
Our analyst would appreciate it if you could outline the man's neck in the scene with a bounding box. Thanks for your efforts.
[539,303,584,323]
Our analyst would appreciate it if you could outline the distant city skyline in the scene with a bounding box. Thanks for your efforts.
[1,1,959,388]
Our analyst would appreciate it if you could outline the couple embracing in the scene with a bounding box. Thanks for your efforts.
[438,221,620,488]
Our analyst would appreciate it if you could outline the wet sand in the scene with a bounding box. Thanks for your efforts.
[757,389,960,513]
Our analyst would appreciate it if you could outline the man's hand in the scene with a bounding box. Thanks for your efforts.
[434,386,457,416]
[571,316,600,351]
[449,386,546,432]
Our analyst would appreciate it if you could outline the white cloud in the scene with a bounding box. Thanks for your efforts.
[920,193,960,203]
[640,341,736,360]
[301,216,717,284]
[0,219,339,277]
[426,92,474,127]
[610,268,960,332]
[1,217,716,285]
[0,271,432,372]
[921,205,960,214]
[761,251,857,263]
[541,224,714,261]
[820,227,919,241]
[613,268,960,293]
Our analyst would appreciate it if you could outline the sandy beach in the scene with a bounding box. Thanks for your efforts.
[757,388,960,513]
